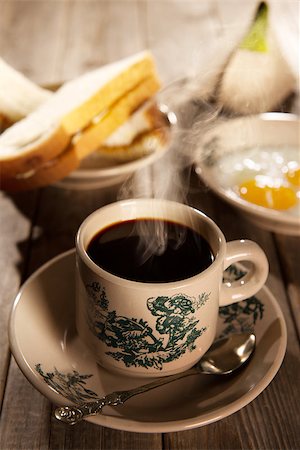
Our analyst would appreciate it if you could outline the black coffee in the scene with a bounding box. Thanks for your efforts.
[87,219,214,283]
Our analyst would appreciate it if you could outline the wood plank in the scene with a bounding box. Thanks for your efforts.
[0,1,67,85]
[164,415,251,450]
[0,1,162,448]
[0,186,164,450]
[48,416,104,450]
[274,234,300,339]
[145,0,218,85]
[0,0,144,85]
[0,191,38,408]
[49,416,162,450]
[1,0,299,449]
[0,0,64,414]
[55,0,145,82]
[100,428,161,450]
[0,185,164,450]
[0,358,52,450]
[184,178,300,450]
[25,186,120,273]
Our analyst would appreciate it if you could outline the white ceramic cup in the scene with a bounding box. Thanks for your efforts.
[76,199,268,378]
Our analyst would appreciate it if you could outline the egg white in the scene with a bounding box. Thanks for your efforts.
[216,146,300,217]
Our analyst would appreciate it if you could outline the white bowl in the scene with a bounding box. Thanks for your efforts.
[195,113,300,235]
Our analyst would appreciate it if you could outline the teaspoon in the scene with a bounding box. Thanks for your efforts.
[55,332,255,425]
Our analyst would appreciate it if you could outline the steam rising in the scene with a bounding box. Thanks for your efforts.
[117,1,298,263]
[117,88,222,263]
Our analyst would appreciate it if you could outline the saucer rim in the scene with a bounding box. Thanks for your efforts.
[9,249,287,433]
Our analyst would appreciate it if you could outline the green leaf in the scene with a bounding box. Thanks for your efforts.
[239,2,269,52]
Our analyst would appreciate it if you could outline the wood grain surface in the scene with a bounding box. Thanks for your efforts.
[0,1,299,449]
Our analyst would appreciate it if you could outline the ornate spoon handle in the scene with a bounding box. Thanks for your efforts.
[55,367,198,425]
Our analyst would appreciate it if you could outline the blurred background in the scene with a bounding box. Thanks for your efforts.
[1,2,300,449]
[0,0,298,94]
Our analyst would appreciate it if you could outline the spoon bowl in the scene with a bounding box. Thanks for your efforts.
[197,332,255,375]
[55,332,255,425]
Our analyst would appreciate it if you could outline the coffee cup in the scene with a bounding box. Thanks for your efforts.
[76,199,268,378]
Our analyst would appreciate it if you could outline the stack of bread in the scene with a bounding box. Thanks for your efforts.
[0,51,168,191]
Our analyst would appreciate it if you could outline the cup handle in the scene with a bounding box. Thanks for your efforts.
[219,240,269,307]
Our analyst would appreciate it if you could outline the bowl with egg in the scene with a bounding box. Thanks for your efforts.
[195,113,300,235]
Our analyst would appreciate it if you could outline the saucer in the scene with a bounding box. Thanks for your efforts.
[195,113,300,236]
[9,250,287,433]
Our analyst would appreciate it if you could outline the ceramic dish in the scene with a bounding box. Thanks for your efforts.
[195,113,300,235]
[9,249,286,433]
[54,104,177,190]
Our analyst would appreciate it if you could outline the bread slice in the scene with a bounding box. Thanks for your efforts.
[1,99,170,191]
[0,51,160,188]
[61,55,157,135]
[93,102,170,161]
[0,125,70,179]
[0,52,164,190]
[1,145,78,191]
[94,128,169,163]
[71,75,160,160]
[2,126,169,192]
[0,57,52,122]
[0,113,13,134]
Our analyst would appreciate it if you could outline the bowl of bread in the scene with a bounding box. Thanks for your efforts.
[0,52,175,191]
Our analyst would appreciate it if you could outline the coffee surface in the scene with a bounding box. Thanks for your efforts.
[87,219,214,282]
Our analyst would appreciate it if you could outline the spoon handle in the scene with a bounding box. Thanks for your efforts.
[55,367,198,425]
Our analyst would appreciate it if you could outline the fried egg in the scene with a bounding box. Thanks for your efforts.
[217,146,300,216]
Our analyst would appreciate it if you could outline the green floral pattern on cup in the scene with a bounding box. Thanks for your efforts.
[219,265,264,337]
[85,282,210,370]
[35,265,265,400]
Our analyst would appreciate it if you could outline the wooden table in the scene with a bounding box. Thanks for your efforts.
[0,1,299,449]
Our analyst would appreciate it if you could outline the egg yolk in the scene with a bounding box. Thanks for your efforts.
[286,168,300,187]
[239,178,297,210]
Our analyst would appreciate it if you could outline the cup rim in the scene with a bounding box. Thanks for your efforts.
[76,198,226,288]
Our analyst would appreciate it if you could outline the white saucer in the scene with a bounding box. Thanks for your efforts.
[9,250,287,433]
[195,113,300,236]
